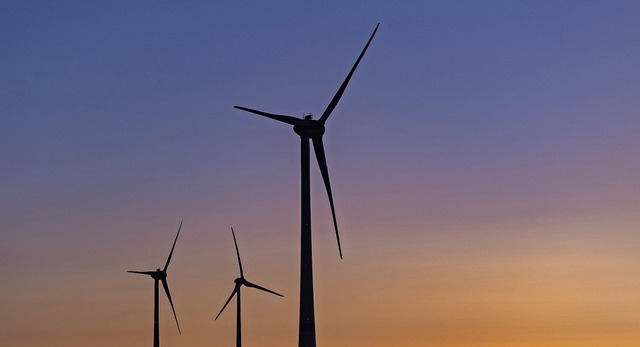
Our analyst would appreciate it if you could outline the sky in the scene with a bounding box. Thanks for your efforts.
[1,1,639,346]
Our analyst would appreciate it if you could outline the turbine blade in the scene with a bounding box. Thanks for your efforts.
[234,106,299,125]
[161,278,181,334]
[320,23,379,124]
[312,136,343,259]
[231,227,244,278]
[163,220,183,272]
[127,270,155,275]
[244,280,284,297]
[215,286,239,320]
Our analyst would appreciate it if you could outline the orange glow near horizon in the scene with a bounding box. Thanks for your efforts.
[4,213,638,347]
[3,2,640,346]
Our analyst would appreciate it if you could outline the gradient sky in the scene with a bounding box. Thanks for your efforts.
[2,1,639,346]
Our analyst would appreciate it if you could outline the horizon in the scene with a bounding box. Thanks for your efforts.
[2,2,639,346]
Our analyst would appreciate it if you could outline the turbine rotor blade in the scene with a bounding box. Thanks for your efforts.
[127,270,156,275]
[161,278,181,334]
[215,285,239,320]
[234,106,299,125]
[231,227,244,278]
[244,280,284,297]
[312,136,343,259]
[164,220,183,272]
[320,23,379,124]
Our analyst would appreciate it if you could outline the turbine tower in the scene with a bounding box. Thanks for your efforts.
[215,227,284,347]
[128,221,183,347]
[234,24,379,347]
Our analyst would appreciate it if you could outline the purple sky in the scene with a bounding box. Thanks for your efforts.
[2,2,639,346]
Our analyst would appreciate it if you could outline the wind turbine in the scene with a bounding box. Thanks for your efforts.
[234,23,379,346]
[215,227,284,347]
[128,221,183,347]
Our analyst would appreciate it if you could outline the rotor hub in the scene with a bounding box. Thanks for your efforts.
[150,270,166,280]
[293,119,325,138]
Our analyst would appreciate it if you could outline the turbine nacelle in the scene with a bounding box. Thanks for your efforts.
[150,270,167,281]
[293,118,325,138]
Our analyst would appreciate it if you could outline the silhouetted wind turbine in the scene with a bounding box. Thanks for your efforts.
[234,23,378,347]
[128,221,182,347]
[215,227,283,347]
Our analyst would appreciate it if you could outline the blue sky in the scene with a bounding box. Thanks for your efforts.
[2,2,640,346]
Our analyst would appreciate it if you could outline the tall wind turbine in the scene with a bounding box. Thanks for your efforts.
[215,227,284,347]
[234,24,379,346]
[128,221,183,347]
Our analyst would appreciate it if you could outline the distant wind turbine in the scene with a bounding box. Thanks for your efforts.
[215,227,284,347]
[234,23,379,346]
[128,221,183,347]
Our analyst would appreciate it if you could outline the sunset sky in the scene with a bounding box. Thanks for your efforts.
[2,1,639,346]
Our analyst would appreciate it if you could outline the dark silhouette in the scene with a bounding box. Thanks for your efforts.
[215,227,284,347]
[234,23,379,347]
[128,221,183,347]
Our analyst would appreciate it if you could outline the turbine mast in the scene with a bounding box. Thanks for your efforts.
[299,136,316,346]
[237,288,242,347]
[154,278,160,347]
